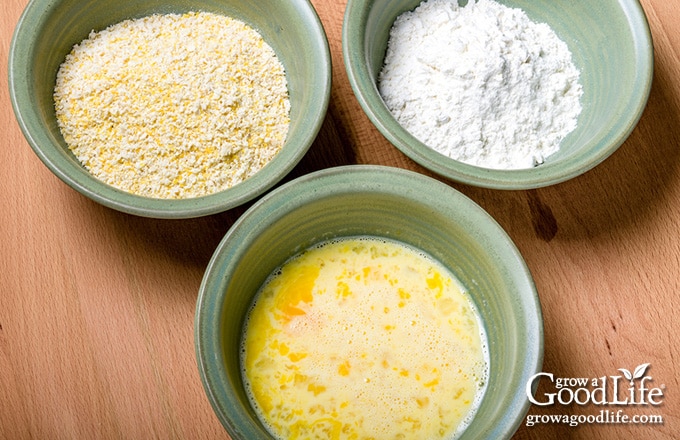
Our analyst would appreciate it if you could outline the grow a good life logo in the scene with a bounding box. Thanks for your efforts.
[528,363,663,405]
[525,363,665,427]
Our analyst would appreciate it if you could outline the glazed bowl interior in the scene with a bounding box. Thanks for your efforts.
[343,0,653,189]
[195,165,543,439]
[9,0,330,218]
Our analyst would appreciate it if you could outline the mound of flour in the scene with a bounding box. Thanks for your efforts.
[378,0,583,169]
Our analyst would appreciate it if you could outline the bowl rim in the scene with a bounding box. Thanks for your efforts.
[195,164,545,439]
[341,0,654,190]
[8,0,332,219]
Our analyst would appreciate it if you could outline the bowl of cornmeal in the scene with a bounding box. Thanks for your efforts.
[195,165,543,439]
[343,0,653,189]
[9,0,331,218]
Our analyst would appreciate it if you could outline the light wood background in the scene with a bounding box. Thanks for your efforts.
[1,0,677,438]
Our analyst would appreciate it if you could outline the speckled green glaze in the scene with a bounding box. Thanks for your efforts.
[343,0,654,189]
[195,165,544,439]
[8,0,330,218]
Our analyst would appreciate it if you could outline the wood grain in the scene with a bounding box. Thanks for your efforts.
[1,0,677,438]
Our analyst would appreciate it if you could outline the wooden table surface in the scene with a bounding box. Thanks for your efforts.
[2,0,678,438]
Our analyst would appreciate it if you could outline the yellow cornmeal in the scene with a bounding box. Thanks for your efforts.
[241,237,488,439]
[54,12,290,199]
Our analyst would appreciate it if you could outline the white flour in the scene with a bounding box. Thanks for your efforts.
[378,0,583,170]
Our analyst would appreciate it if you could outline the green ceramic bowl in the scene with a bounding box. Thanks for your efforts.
[195,165,543,439]
[343,0,653,189]
[9,0,330,218]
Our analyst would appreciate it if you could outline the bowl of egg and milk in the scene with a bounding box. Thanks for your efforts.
[195,165,544,439]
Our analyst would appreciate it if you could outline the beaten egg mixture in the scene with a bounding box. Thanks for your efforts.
[241,237,488,439]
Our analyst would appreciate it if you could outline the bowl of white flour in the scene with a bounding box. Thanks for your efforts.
[343,0,653,189]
